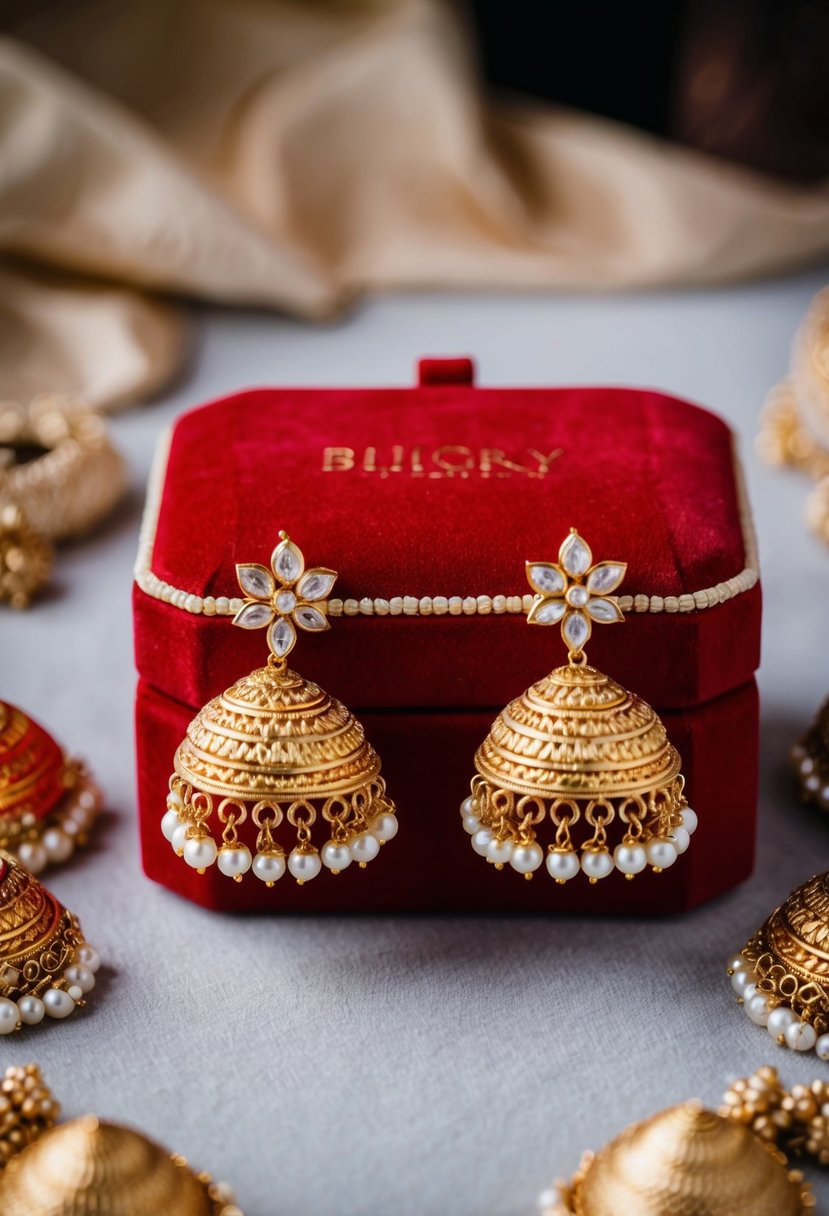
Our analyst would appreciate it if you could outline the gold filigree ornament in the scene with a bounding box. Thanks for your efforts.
[0,851,100,1030]
[461,528,695,883]
[163,533,398,887]
[0,700,102,874]
[539,1100,814,1216]
[727,872,829,1058]
[0,1065,241,1216]
[0,501,53,609]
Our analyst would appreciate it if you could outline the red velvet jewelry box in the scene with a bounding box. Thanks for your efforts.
[133,358,761,914]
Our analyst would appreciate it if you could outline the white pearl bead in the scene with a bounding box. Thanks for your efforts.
[17,840,47,874]
[731,968,755,997]
[486,837,514,865]
[816,1034,829,1061]
[217,845,252,879]
[183,836,218,871]
[646,838,678,870]
[350,833,380,864]
[0,998,19,1034]
[43,988,75,1019]
[805,773,820,793]
[581,850,613,881]
[670,826,691,855]
[460,796,475,817]
[462,814,481,835]
[546,850,580,882]
[288,849,321,882]
[64,964,95,994]
[370,813,398,843]
[321,841,352,872]
[171,823,189,855]
[510,842,543,873]
[681,807,698,834]
[42,827,73,863]
[68,803,95,831]
[161,809,181,841]
[767,1006,798,1041]
[252,852,285,884]
[613,843,647,875]
[167,789,184,811]
[471,828,494,856]
[67,984,84,1002]
[17,995,45,1025]
[785,1021,817,1052]
[75,944,101,973]
[726,953,748,974]
[746,994,771,1026]
[742,982,758,1002]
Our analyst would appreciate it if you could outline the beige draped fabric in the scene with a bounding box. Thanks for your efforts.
[2,0,829,410]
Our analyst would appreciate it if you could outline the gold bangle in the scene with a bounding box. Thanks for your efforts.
[0,395,126,543]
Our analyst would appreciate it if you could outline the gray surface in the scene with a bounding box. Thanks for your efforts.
[4,271,829,1214]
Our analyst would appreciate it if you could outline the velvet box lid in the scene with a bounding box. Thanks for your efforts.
[134,358,760,715]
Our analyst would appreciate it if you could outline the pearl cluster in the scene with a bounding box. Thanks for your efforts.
[460,797,697,882]
[162,788,398,886]
[12,773,102,876]
[0,942,100,1033]
[792,741,829,810]
[728,952,829,1057]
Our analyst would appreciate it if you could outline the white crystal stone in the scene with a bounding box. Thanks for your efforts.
[269,616,296,657]
[563,611,590,652]
[275,589,297,614]
[533,600,566,625]
[587,563,626,595]
[527,564,565,596]
[236,564,274,600]
[566,584,589,608]
[234,601,273,629]
[295,605,328,632]
[586,597,621,623]
[272,539,304,583]
[298,570,337,601]
[560,532,592,577]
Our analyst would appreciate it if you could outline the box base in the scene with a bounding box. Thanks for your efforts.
[136,678,758,914]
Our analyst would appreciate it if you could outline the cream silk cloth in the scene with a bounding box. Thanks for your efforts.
[2,0,829,410]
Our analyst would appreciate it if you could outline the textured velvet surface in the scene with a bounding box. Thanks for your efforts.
[136,677,759,915]
[136,372,761,712]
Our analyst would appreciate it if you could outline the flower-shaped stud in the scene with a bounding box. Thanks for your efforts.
[526,528,626,656]
[233,532,337,659]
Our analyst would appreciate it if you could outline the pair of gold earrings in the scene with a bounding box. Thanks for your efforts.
[161,527,696,888]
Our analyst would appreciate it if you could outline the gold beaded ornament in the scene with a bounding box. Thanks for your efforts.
[461,528,696,883]
[162,533,398,887]
[0,1065,241,1215]
[727,871,829,1058]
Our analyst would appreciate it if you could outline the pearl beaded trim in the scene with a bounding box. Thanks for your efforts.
[727,953,829,1059]
[0,943,101,1034]
[135,426,759,619]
